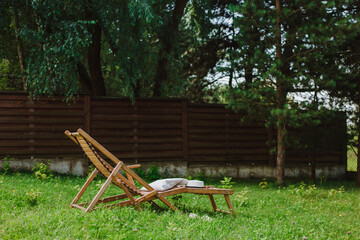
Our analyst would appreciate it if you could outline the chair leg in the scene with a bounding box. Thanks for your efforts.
[85,162,123,212]
[224,194,236,217]
[208,195,217,212]
[71,169,98,206]
[114,180,142,211]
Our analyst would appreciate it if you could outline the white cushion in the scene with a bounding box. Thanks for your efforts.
[186,180,204,188]
[141,178,188,191]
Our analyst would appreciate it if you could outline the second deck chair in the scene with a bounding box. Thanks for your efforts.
[65,128,235,216]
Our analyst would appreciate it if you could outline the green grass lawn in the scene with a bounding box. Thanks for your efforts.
[1,173,360,239]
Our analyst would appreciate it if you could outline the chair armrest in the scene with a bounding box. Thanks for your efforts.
[127,164,141,169]
[65,130,79,145]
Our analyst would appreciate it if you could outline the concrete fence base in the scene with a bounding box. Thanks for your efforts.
[0,158,346,180]
[0,158,88,176]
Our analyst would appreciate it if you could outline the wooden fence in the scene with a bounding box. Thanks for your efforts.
[0,92,347,166]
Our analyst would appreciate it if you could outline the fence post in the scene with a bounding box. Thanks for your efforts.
[267,126,275,166]
[28,100,35,156]
[225,111,229,163]
[311,128,318,181]
[182,100,189,164]
[83,95,91,176]
[133,102,139,163]
[84,95,91,133]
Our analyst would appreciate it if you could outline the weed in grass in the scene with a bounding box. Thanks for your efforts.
[320,175,328,185]
[220,176,234,189]
[259,178,269,189]
[25,189,41,206]
[3,161,10,174]
[288,182,346,200]
[32,161,53,180]
[233,187,249,207]
[2,155,12,174]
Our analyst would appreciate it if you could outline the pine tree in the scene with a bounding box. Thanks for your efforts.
[228,0,356,184]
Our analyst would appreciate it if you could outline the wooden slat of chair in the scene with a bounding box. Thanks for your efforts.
[76,129,139,190]
[78,128,120,165]
[74,133,139,192]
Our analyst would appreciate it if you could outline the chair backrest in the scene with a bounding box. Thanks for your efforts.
[65,129,153,193]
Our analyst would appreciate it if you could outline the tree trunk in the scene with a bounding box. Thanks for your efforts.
[276,84,286,185]
[133,79,141,98]
[88,22,106,96]
[153,0,188,97]
[77,62,92,93]
[244,65,253,89]
[153,52,167,97]
[275,0,286,185]
[276,112,286,185]
[12,1,27,90]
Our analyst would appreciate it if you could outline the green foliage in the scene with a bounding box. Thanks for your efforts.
[258,178,269,189]
[233,187,249,207]
[134,167,146,179]
[21,0,91,99]
[228,0,359,117]
[347,147,358,172]
[133,165,161,181]
[146,164,161,181]
[220,176,234,189]
[289,181,318,198]
[87,165,95,178]
[0,59,13,90]
[288,182,345,199]
[32,161,53,180]
[0,0,239,102]
[186,171,210,182]
[2,155,13,174]
[25,189,41,206]
[320,175,328,186]
[3,162,11,175]
[3,162,11,174]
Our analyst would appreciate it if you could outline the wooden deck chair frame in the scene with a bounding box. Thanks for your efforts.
[65,128,236,217]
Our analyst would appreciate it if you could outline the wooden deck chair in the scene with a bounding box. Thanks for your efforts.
[65,128,236,216]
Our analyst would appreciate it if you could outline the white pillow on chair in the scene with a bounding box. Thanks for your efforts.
[141,178,188,191]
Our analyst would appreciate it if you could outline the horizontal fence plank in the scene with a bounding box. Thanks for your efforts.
[110,151,183,159]
[188,135,267,141]
[189,155,269,162]
[92,106,135,114]
[188,128,267,134]
[189,141,268,148]
[0,111,84,116]
[189,148,269,155]
[0,118,83,124]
